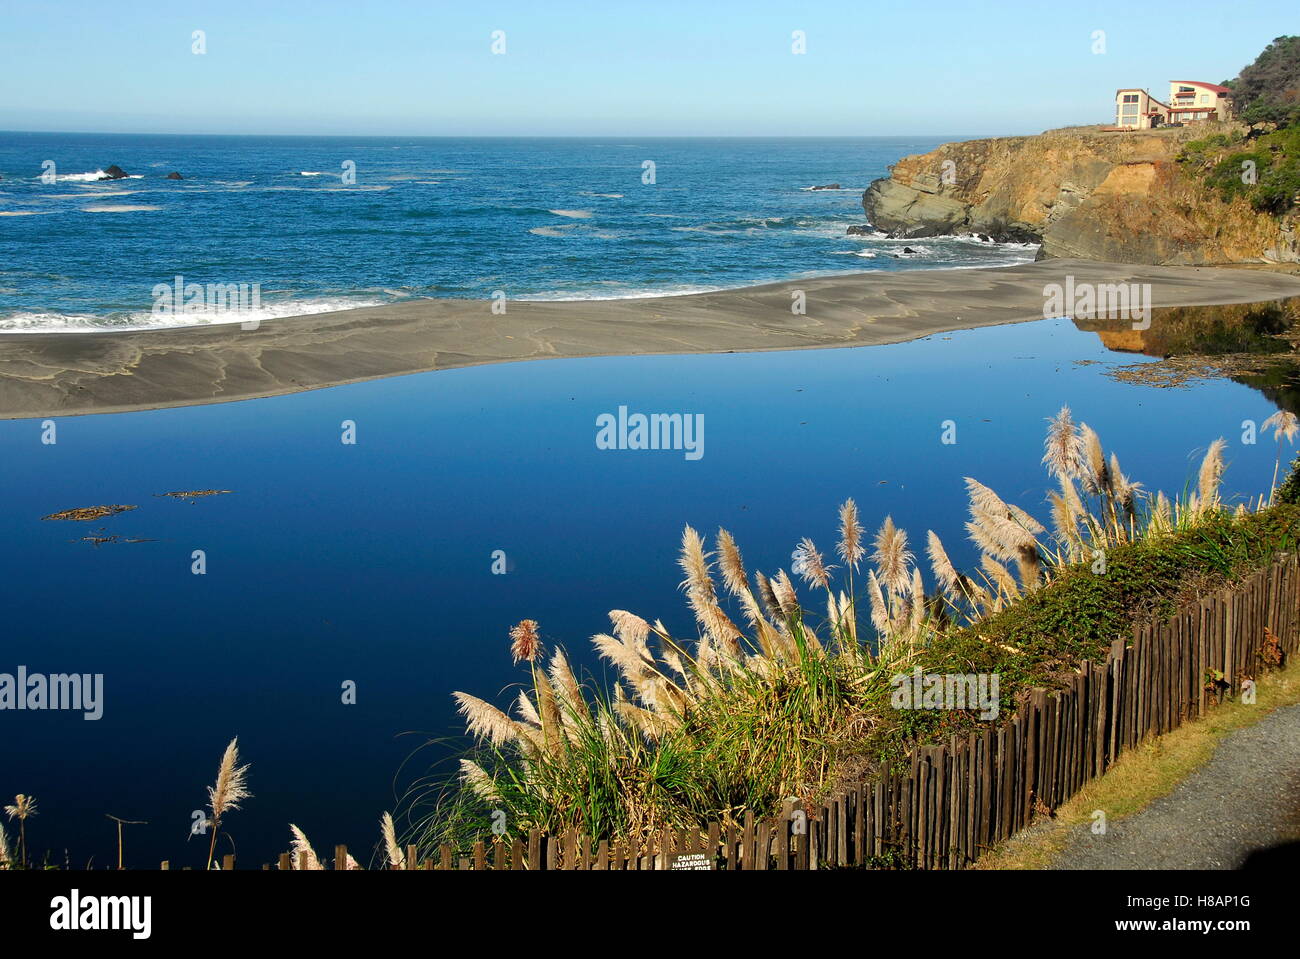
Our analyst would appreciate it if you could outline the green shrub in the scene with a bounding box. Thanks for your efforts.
[1204,150,1271,204]
[1253,156,1300,214]
[1181,126,1300,215]
[1177,37,1300,213]
[1276,454,1300,505]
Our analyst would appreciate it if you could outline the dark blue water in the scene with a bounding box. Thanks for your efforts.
[0,316,1284,868]
[0,133,1035,330]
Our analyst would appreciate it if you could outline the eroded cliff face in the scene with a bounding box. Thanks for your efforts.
[862,127,1299,265]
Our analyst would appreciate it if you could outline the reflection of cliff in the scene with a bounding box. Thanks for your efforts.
[1074,298,1299,356]
[1073,297,1300,415]
[1235,366,1300,419]
[1094,329,1148,353]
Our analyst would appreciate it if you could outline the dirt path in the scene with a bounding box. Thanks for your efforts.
[1051,704,1300,869]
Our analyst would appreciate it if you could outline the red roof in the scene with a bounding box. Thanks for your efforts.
[1170,81,1231,93]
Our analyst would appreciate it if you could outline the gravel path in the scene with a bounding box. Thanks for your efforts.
[1051,704,1300,869]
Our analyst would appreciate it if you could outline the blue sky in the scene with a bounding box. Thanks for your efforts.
[0,0,1291,136]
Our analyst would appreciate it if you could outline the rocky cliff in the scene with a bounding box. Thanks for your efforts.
[862,127,1299,265]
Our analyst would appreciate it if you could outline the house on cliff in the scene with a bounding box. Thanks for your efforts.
[1115,88,1171,128]
[1113,80,1233,128]
[1166,81,1234,123]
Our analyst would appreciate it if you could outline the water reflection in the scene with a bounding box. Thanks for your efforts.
[1073,297,1300,413]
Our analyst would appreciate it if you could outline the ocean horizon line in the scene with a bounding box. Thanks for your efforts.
[0,129,1015,141]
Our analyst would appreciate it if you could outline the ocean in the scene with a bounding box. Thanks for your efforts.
[0,133,1036,331]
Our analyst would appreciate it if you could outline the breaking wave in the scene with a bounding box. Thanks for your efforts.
[0,297,389,334]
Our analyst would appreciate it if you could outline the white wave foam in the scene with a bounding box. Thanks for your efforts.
[256,184,391,192]
[299,171,325,176]
[0,297,388,334]
[949,234,1039,250]
[516,284,720,301]
[672,215,839,234]
[51,171,145,183]
[45,190,137,199]
[80,204,161,213]
[549,209,592,218]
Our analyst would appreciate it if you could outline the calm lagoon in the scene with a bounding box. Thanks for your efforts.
[0,314,1287,867]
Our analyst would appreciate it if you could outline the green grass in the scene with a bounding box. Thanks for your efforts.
[1179,126,1300,215]
[857,506,1300,765]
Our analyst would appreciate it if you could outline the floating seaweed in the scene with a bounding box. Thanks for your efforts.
[41,505,137,522]
[154,489,233,501]
[72,532,156,548]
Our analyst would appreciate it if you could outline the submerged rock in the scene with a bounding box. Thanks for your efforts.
[846,224,874,235]
[99,165,130,180]
[809,183,841,191]
[165,171,184,180]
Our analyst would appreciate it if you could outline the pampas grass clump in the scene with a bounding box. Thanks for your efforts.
[439,405,1294,853]
[3,794,36,868]
[203,738,251,869]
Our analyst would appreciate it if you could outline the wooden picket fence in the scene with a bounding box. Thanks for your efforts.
[188,554,1299,872]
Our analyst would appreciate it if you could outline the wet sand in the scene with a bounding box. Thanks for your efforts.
[5,259,1300,419]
